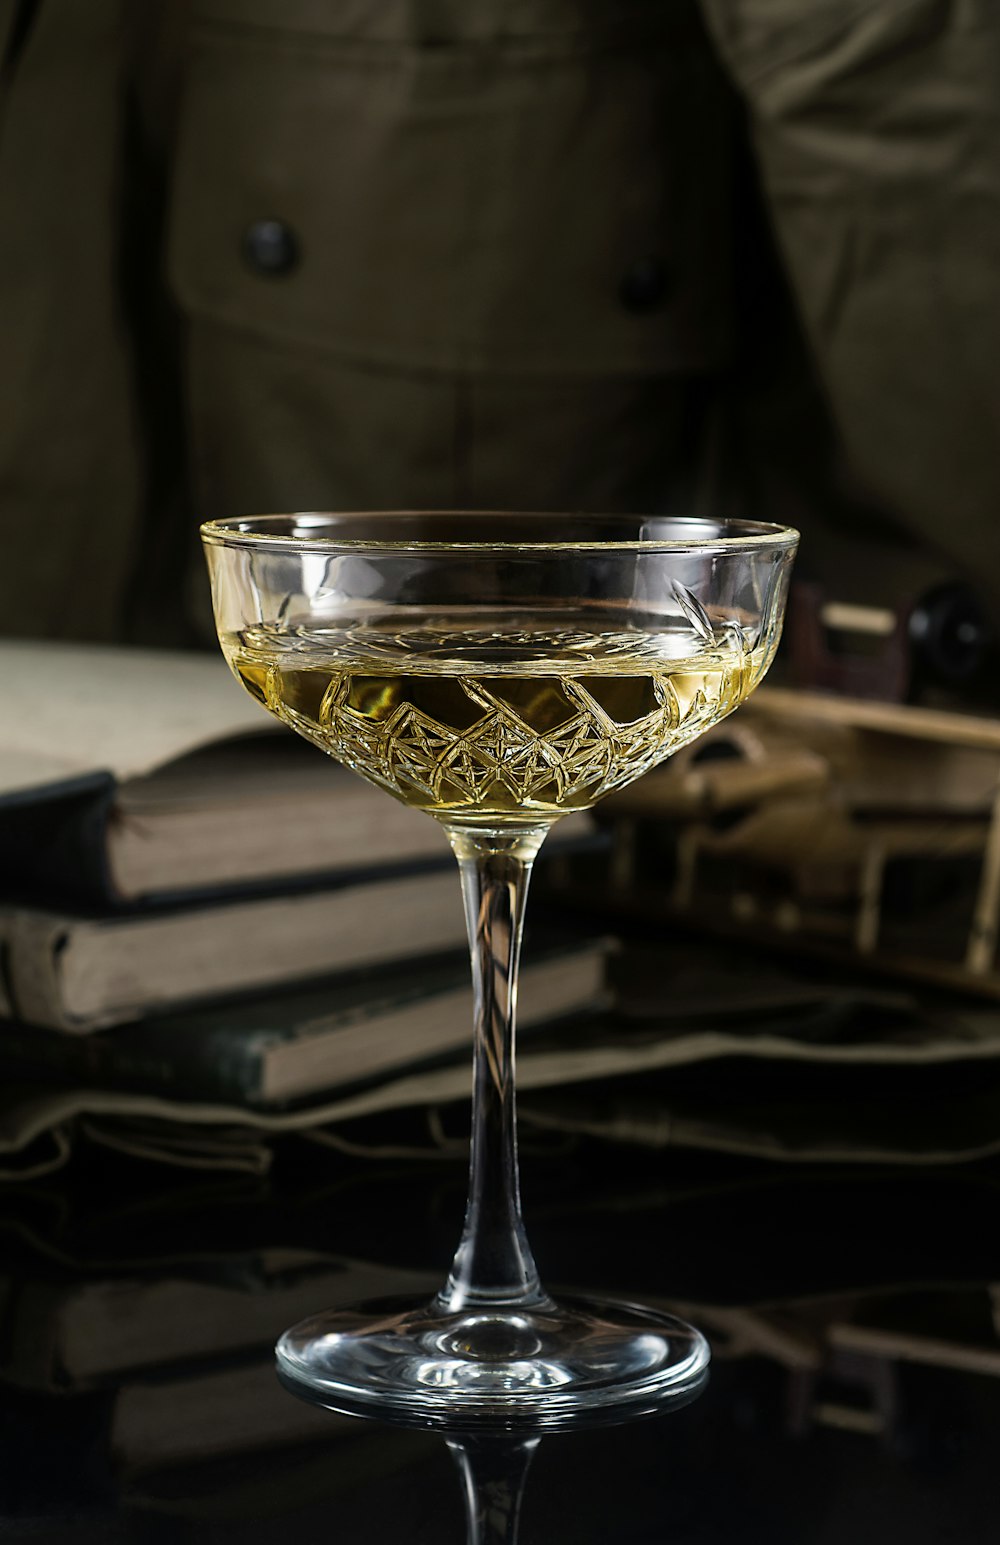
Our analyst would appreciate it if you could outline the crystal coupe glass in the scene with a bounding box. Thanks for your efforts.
[201,512,797,1425]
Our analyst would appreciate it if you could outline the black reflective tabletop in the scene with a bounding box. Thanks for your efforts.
[1,1137,998,1542]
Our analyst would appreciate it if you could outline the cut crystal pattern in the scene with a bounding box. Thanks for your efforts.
[285,667,744,814]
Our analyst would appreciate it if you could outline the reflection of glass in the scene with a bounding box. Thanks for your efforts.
[284,1376,708,1544]
[449,1433,538,1545]
[202,512,797,1424]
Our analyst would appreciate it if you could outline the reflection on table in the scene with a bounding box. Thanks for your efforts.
[0,1140,998,1541]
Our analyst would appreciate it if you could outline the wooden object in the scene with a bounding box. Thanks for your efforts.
[602,688,1000,996]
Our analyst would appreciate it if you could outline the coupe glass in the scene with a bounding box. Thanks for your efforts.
[201,512,797,1425]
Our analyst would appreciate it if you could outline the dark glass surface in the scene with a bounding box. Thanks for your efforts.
[1,1133,998,1541]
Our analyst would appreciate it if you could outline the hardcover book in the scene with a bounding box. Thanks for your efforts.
[0,640,594,907]
[0,866,467,1032]
[0,936,609,1104]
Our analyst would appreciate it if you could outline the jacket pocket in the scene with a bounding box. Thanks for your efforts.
[167,2,734,376]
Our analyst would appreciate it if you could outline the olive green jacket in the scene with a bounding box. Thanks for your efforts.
[0,0,997,642]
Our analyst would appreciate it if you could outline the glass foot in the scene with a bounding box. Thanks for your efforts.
[275,1294,710,1428]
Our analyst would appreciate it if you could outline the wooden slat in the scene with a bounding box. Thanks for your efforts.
[752,688,1000,751]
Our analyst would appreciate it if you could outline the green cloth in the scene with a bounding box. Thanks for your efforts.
[4,986,1000,1176]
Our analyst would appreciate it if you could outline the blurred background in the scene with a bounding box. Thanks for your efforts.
[1,0,998,670]
[1,2,1000,1539]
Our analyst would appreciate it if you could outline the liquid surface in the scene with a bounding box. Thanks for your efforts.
[226,618,766,825]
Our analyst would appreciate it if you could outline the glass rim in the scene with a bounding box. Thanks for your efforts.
[199,511,799,555]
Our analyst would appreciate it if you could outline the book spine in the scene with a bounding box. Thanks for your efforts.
[0,1279,71,1393]
[4,915,75,1031]
[0,1020,264,1104]
[0,918,13,1018]
[7,782,120,906]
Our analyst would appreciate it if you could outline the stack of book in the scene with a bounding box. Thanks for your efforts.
[0,641,606,1169]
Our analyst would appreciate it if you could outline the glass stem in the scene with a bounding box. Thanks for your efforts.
[438,822,553,1313]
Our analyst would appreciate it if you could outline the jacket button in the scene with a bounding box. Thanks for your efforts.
[242,218,300,276]
[619,256,670,313]
[909,583,991,682]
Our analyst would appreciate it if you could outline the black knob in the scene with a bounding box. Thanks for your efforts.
[242,218,300,277]
[619,256,670,313]
[908,583,991,682]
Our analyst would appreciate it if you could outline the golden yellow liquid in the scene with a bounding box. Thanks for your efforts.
[226,619,764,825]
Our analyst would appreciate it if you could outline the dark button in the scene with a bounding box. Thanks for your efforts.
[909,583,991,682]
[242,218,300,277]
[619,256,670,313]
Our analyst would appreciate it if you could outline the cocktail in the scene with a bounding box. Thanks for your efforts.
[201,512,798,1424]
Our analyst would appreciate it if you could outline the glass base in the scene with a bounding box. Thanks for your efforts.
[275,1294,710,1429]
